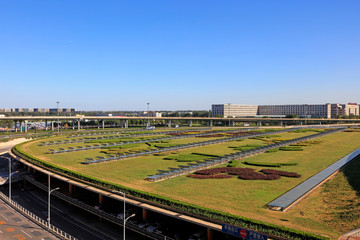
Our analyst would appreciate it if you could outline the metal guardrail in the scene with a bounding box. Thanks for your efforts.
[145,127,346,182]
[24,175,175,240]
[0,190,77,240]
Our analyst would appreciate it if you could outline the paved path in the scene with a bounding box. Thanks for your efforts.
[0,198,58,240]
[338,229,360,240]
[0,138,28,155]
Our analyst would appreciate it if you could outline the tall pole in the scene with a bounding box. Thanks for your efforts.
[124,213,135,240]
[57,101,60,133]
[113,190,126,240]
[48,174,60,227]
[147,102,150,127]
[8,157,11,200]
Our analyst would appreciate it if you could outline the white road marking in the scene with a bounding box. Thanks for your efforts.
[0,213,8,220]
[21,229,33,238]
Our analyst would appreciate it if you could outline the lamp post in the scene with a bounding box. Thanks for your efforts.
[56,101,60,133]
[48,174,60,227]
[5,156,18,201]
[113,190,132,240]
[124,213,136,240]
[147,102,150,127]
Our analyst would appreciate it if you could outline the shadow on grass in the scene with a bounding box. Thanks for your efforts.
[343,155,360,196]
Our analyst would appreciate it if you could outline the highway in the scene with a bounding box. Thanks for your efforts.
[0,184,149,240]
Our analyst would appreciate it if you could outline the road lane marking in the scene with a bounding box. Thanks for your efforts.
[21,230,32,238]
[0,214,8,220]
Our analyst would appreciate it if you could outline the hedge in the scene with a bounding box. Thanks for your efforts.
[244,161,298,167]
[13,141,328,240]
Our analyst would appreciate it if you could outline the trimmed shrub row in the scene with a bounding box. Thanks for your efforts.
[244,161,298,168]
[13,142,328,240]
[260,169,301,178]
[238,173,281,180]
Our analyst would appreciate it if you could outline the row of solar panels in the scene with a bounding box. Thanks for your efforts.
[81,127,300,165]
[44,128,212,146]
[48,127,260,154]
[144,127,346,182]
[67,127,212,138]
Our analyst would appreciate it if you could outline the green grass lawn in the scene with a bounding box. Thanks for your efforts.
[19,128,359,239]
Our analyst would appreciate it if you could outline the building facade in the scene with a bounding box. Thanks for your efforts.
[258,104,332,119]
[212,103,343,119]
[331,103,359,118]
[212,104,259,117]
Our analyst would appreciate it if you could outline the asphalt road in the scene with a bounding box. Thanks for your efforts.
[0,198,58,240]
[3,187,148,240]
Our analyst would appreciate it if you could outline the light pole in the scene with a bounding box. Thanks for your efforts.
[124,213,136,240]
[113,190,132,240]
[48,174,60,227]
[147,102,150,127]
[5,156,18,201]
[56,101,60,133]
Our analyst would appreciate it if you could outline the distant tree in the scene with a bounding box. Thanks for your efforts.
[285,114,299,118]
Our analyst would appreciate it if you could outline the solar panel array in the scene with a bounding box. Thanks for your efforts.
[48,128,260,154]
[144,127,346,182]
[81,127,304,165]
[42,128,212,146]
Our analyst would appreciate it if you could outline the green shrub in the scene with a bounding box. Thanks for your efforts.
[227,160,238,167]
[266,148,279,153]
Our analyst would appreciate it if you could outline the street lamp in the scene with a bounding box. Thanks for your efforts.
[56,101,60,133]
[112,190,132,240]
[147,103,150,127]
[124,213,136,240]
[48,174,60,227]
[5,156,19,201]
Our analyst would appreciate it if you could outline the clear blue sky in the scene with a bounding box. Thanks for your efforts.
[1,1,359,111]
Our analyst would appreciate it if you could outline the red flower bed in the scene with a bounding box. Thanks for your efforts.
[195,167,255,175]
[237,172,281,180]
[260,169,301,178]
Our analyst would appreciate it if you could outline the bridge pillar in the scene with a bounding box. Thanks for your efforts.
[97,120,100,129]
[78,120,81,130]
[207,228,214,240]
[24,120,28,133]
[167,120,171,127]
[209,120,213,127]
[20,121,23,133]
[99,194,104,205]
[51,121,54,131]
[69,183,74,195]
[14,121,18,132]
[259,121,262,126]
[142,208,149,220]
[188,120,192,127]
[102,120,105,129]
[125,120,128,128]
[231,120,235,126]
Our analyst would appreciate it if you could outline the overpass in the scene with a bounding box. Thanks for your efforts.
[2,115,360,132]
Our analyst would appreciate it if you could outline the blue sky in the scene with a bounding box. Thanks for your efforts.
[1,1,359,111]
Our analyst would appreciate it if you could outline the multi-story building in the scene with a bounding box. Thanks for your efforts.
[212,103,337,118]
[212,104,259,117]
[331,103,359,118]
[258,104,331,118]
